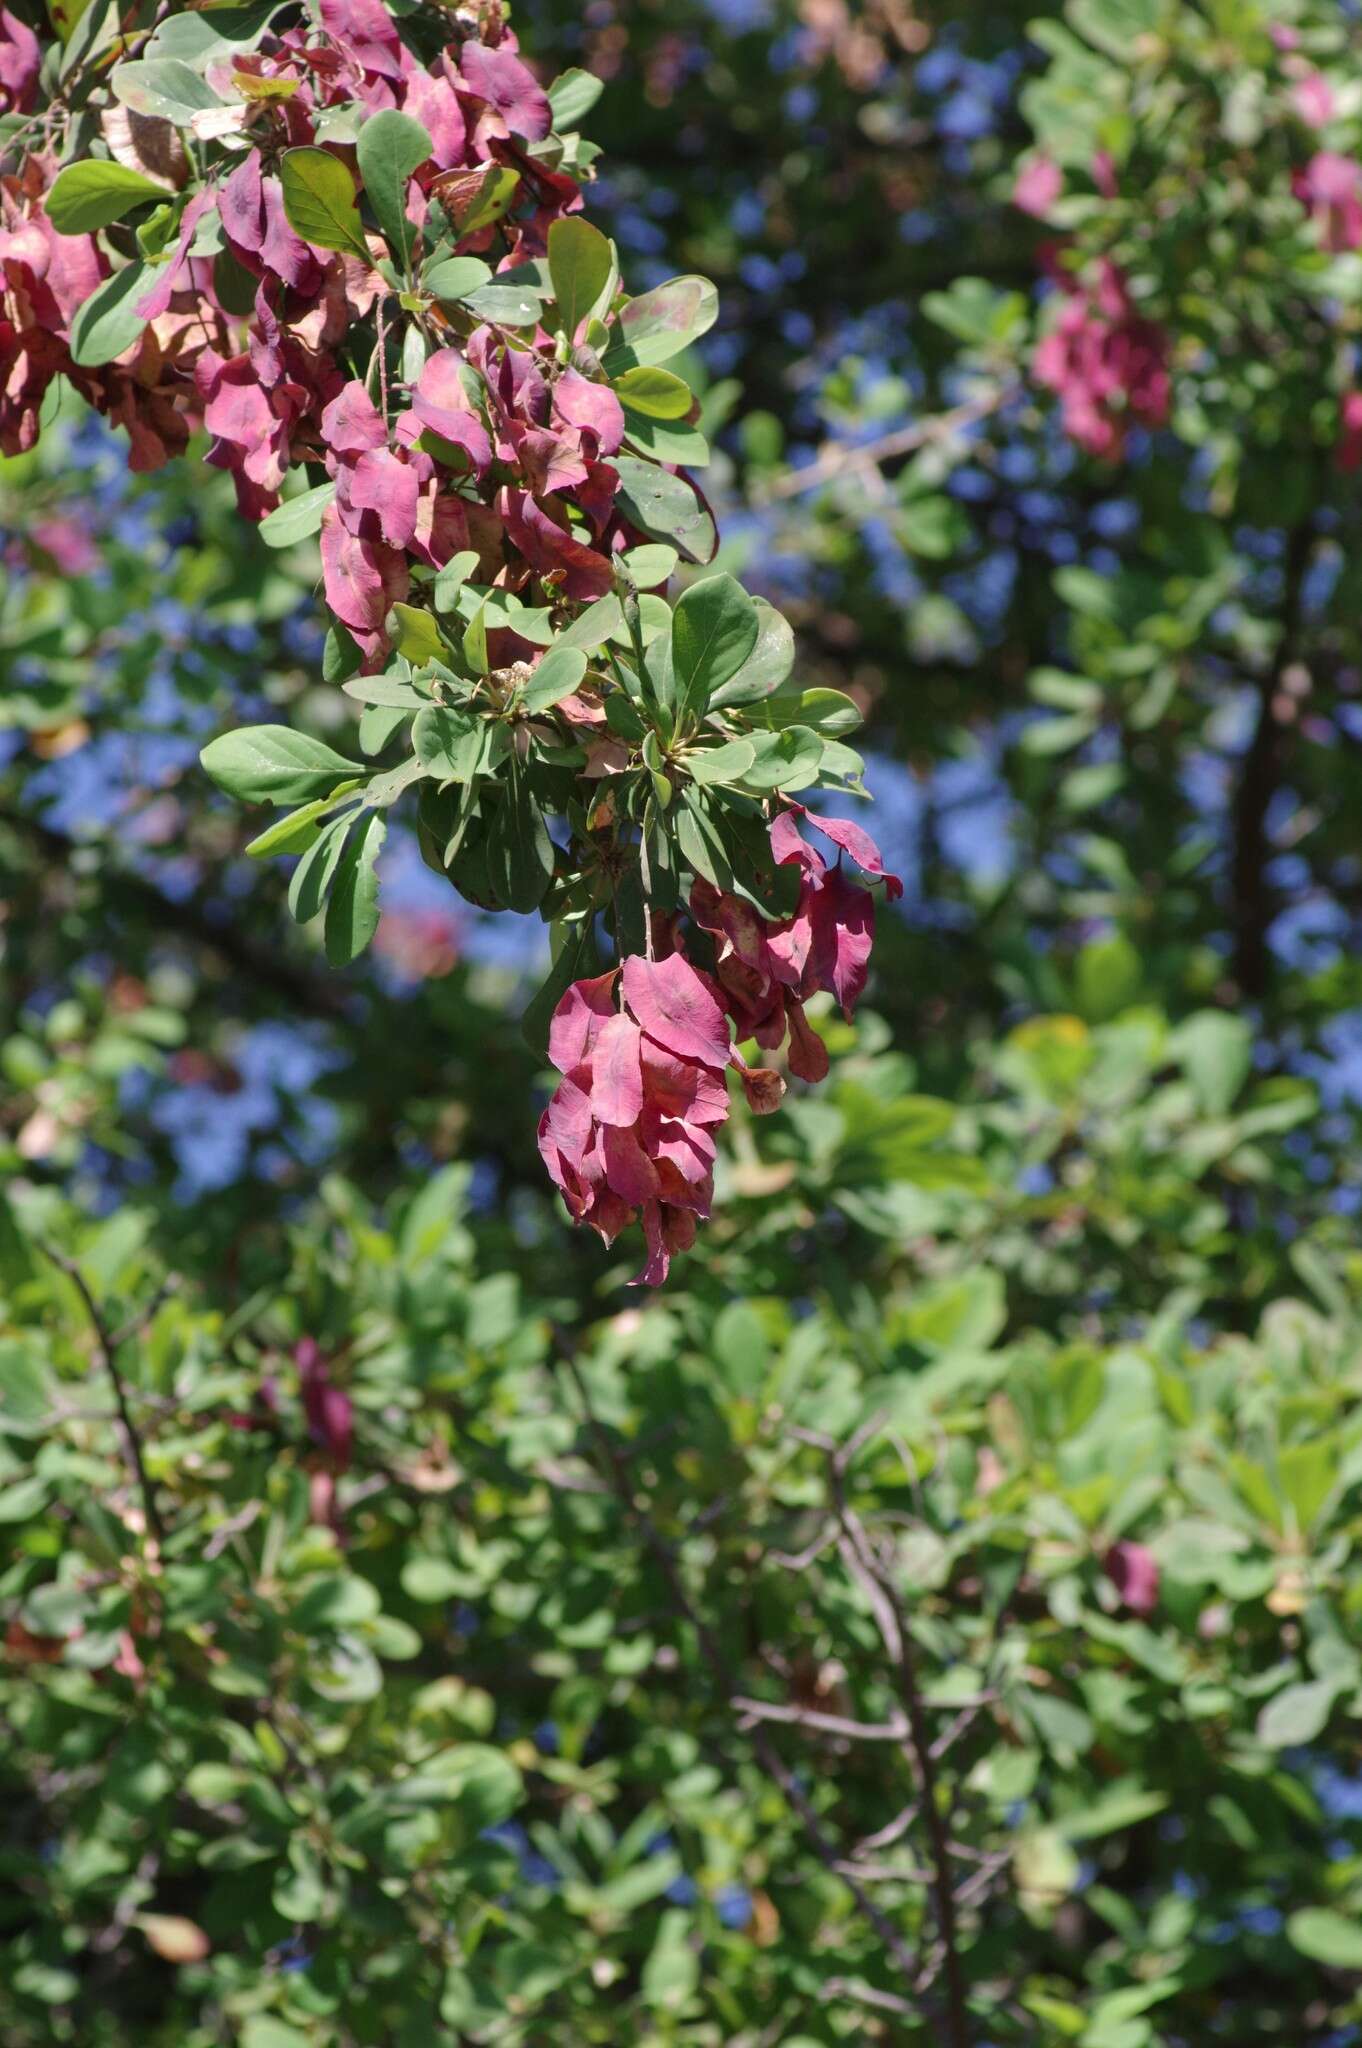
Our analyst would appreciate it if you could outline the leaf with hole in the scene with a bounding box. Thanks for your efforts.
[614,458,716,565]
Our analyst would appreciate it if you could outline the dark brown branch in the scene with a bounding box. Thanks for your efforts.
[1230,517,1314,1000]
[825,1456,971,2048]
[558,1350,936,2010]
[39,1244,170,1547]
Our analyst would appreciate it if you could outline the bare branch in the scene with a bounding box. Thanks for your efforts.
[39,1244,167,1548]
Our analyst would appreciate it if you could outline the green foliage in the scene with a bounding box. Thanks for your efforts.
[8,0,1362,2037]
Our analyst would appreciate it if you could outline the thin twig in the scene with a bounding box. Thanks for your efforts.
[733,1695,909,1742]
[559,1350,934,2006]
[819,1976,918,2017]
[39,1245,169,1547]
[828,1473,970,2048]
[753,388,1012,503]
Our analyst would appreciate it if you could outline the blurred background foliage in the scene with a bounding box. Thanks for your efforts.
[6,0,1362,2041]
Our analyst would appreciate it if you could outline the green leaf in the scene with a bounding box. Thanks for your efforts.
[547,67,605,129]
[46,160,166,235]
[685,739,756,787]
[737,726,824,793]
[110,58,222,123]
[279,146,371,263]
[341,673,430,709]
[753,687,862,736]
[413,706,486,784]
[245,792,356,860]
[68,262,151,367]
[323,622,362,684]
[522,918,597,1054]
[388,604,449,668]
[47,0,95,44]
[242,2020,310,2048]
[464,602,490,677]
[709,598,795,708]
[288,814,353,924]
[484,774,554,913]
[443,163,519,237]
[1257,1678,1340,1750]
[259,482,335,549]
[462,272,548,327]
[619,544,678,588]
[677,794,735,893]
[601,275,719,373]
[1286,1908,1362,1968]
[556,595,625,651]
[547,216,614,341]
[325,813,386,966]
[402,1554,464,1602]
[921,275,1027,347]
[201,726,363,806]
[433,550,481,612]
[521,645,588,714]
[670,573,760,720]
[614,366,694,420]
[423,255,492,304]
[0,1474,51,1522]
[356,109,431,274]
[622,413,710,468]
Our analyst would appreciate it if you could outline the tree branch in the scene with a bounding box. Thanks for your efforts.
[824,1449,971,2048]
[39,1244,171,1547]
[558,1349,938,2012]
[752,387,1013,504]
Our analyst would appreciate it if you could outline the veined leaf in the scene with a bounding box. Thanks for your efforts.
[280,147,371,263]
[259,483,335,549]
[547,216,614,341]
[670,573,760,721]
[521,645,588,715]
[46,160,166,235]
[601,275,718,373]
[356,109,431,275]
[201,727,362,806]
[325,813,386,966]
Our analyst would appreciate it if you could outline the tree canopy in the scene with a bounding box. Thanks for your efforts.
[3,0,1362,2042]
